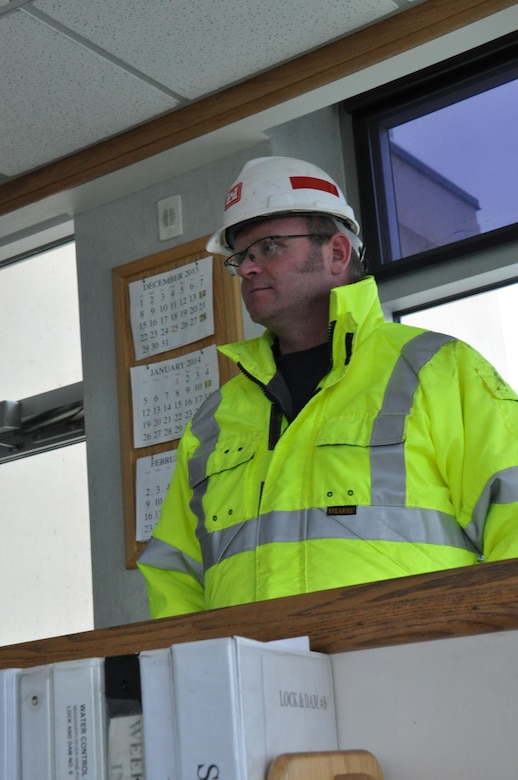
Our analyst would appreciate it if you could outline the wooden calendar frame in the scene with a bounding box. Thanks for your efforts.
[112,236,243,568]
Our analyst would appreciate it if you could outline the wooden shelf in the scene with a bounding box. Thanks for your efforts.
[2,558,518,669]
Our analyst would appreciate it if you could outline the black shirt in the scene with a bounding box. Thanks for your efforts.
[273,340,330,419]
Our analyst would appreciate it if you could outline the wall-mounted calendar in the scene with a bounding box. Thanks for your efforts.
[112,237,243,568]
[129,255,214,360]
[135,449,177,542]
[130,345,220,448]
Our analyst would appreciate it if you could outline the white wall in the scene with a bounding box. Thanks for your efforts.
[333,628,518,778]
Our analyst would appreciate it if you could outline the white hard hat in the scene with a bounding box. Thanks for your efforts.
[206,156,361,256]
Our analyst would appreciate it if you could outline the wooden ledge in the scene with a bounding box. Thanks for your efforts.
[1,558,518,668]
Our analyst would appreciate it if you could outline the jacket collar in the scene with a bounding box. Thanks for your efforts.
[218,276,385,387]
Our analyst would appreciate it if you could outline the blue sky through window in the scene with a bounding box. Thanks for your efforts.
[390,78,518,235]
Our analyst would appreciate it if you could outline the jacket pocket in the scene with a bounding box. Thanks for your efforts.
[316,413,407,448]
[204,435,261,479]
[315,414,408,506]
[188,434,262,527]
[188,434,261,489]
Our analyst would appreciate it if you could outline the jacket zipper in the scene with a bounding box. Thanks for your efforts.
[237,361,285,450]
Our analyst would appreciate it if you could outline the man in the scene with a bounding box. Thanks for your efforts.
[138,156,518,618]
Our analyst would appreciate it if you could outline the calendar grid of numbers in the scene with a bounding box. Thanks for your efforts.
[135,450,177,541]
[130,345,220,448]
[129,255,214,361]
[113,235,243,567]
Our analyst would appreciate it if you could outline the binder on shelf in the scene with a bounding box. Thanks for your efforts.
[52,657,107,780]
[105,653,145,780]
[19,663,54,780]
[0,668,21,780]
[140,647,177,780]
[171,635,338,780]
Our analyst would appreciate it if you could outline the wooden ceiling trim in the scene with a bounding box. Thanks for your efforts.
[0,0,515,217]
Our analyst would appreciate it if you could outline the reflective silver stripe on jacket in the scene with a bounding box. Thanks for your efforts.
[188,389,222,526]
[199,506,479,567]
[369,331,454,506]
[137,390,222,583]
[465,465,518,552]
[138,536,204,585]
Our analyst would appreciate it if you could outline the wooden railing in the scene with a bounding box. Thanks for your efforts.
[2,558,518,668]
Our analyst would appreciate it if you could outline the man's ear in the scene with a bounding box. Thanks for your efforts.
[329,233,352,277]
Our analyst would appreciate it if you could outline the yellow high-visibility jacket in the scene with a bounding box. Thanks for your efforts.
[138,276,518,617]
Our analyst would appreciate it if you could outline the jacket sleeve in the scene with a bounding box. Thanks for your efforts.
[426,340,518,561]
[466,354,518,561]
[137,425,205,617]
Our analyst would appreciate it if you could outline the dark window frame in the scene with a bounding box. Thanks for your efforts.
[344,29,518,280]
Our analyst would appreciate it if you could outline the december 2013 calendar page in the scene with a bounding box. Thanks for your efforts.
[129,255,214,360]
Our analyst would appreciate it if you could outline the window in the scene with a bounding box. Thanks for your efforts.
[0,241,85,461]
[396,279,518,392]
[346,30,518,278]
[0,241,93,645]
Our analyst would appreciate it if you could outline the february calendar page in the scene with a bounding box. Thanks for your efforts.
[135,449,177,541]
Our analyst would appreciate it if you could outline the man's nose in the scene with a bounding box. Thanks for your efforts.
[237,253,261,277]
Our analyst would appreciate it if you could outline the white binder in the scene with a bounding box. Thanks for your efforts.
[171,635,337,780]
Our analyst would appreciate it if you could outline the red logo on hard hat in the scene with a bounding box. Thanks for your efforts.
[290,176,339,197]
[225,182,242,211]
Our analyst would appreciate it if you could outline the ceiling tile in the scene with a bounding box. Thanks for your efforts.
[0,10,178,176]
[32,0,399,100]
